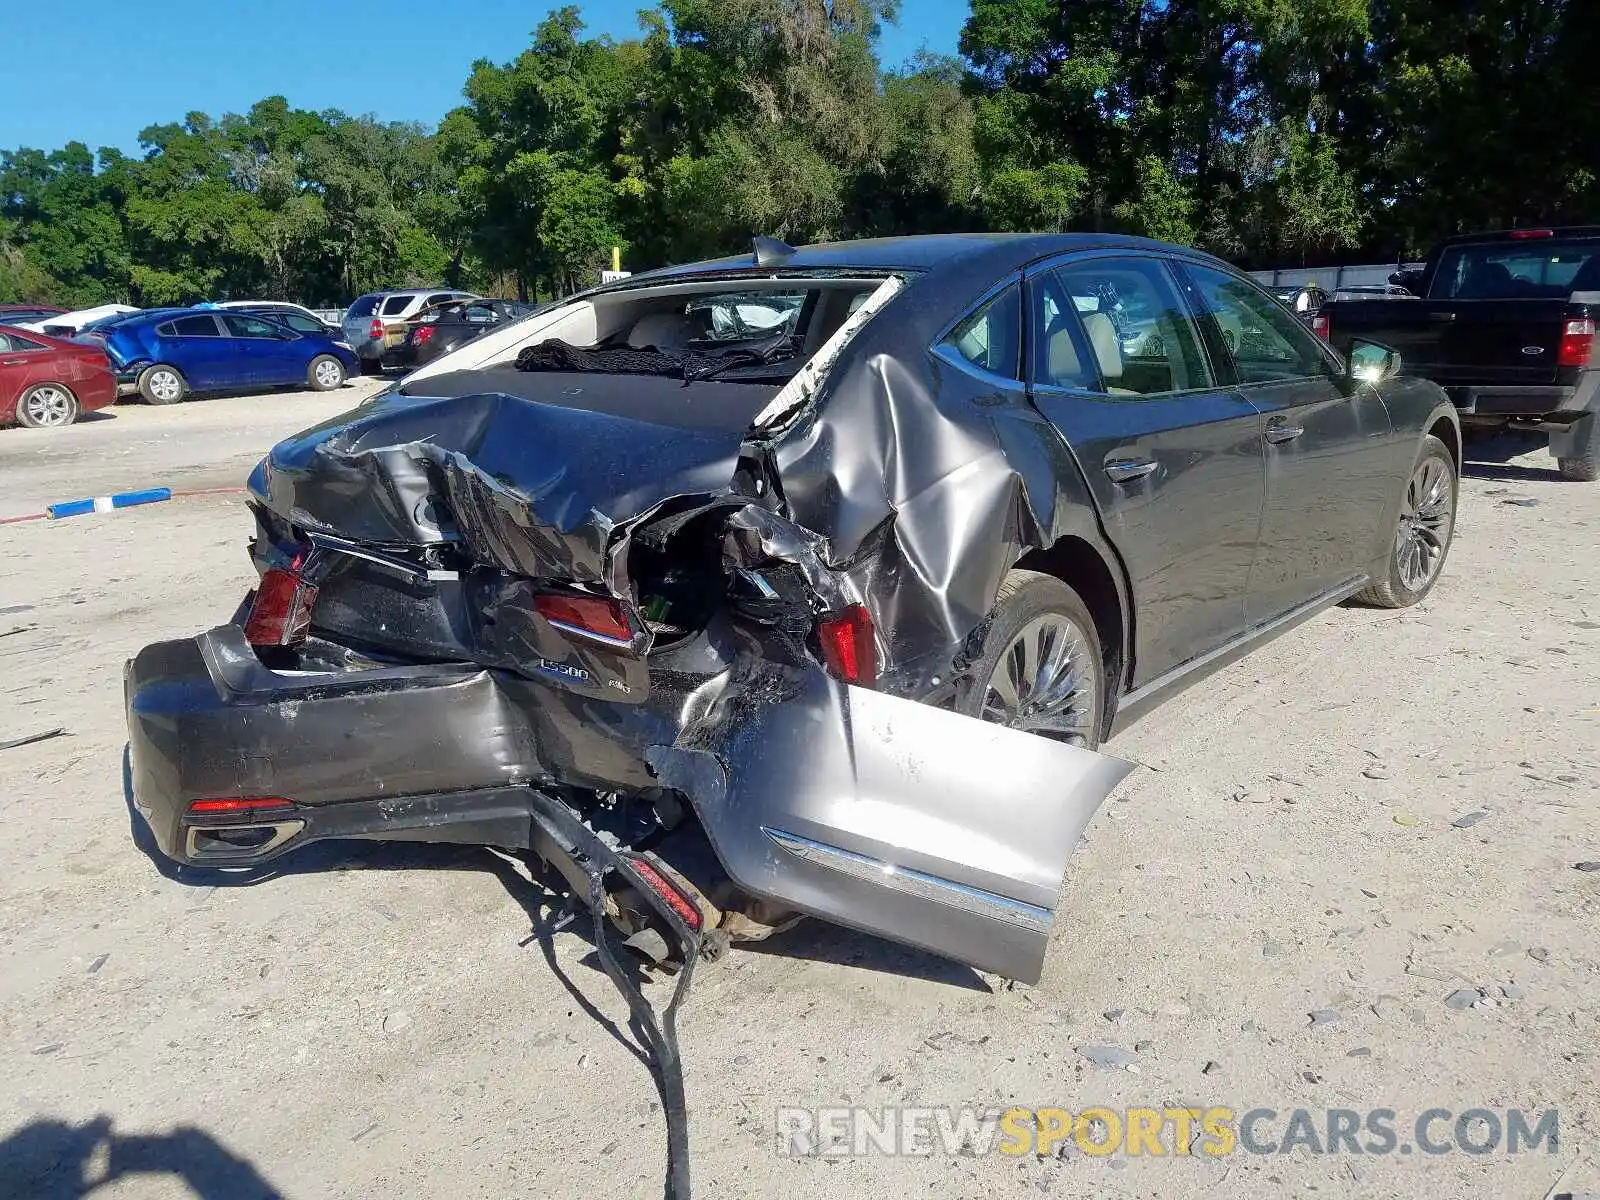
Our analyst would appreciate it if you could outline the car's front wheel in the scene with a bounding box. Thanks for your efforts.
[15,383,80,428]
[1355,433,1457,608]
[955,570,1105,750]
[307,354,346,392]
[138,365,186,406]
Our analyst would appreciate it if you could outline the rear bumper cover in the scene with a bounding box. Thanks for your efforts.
[125,625,1133,982]
[1447,371,1599,417]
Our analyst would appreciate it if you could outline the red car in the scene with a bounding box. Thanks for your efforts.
[0,303,66,325]
[0,324,118,428]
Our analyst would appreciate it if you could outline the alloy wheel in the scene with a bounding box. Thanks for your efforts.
[978,613,1101,745]
[23,386,73,426]
[149,371,182,402]
[314,360,343,388]
[1395,455,1453,593]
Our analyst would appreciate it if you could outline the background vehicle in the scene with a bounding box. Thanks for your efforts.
[341,288,479,372]
[102,308,360,405]
[0,324,116,428]
[1314,226,1600,479]
[20,303,139,336]
[1271,283,1329,317]
[396,298,532,367]
[220,300,341,338]
[0,304,66,326]
[128,233,1460,988]
[1330,284,1418,301]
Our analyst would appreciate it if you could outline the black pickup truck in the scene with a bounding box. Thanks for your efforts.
[1313,227,1600,480]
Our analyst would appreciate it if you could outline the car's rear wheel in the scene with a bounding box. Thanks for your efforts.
[308,355,346,392]
[1355,434,1457,608]
[15,383,80,428]
[955,570,1105,750]
[138,365,186,406]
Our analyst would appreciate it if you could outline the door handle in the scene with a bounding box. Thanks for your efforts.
[1,357,26,365]
[1264,421,1305,445]
[1425,311,1457,322]
[1104,458,1159,483]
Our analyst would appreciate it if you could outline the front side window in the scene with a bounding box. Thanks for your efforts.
[944,283,1021,380]
[423,292,454,308]
[277,313,324,333]
[1045,258,1213,395]
[224,314,284,339]
[169,315,223,337]
[1185,264,1333,385]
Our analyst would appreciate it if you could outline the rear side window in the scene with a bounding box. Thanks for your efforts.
[424,292,454,307]
[944,284,1021,380]
[277,313,325,333]
[346,295,381,318]
[1434,240,1600,299]
[380,295,414,316]
[169,315,223,337]
[1042,259,1213,396]
[0,331,45,352]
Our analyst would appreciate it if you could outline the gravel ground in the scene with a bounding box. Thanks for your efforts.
[0,398,1595,1199]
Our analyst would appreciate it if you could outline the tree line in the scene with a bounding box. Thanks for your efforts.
[3,0,1595,308]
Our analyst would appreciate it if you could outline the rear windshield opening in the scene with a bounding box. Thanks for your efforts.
[346,295,380,318]
[1435,241,1600,299]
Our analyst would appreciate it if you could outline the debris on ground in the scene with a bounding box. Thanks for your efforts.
[0,727,65,752]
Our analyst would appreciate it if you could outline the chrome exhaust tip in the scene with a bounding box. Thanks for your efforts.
[184,819,305,862]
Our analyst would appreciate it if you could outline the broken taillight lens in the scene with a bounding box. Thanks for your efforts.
[817,604,877,688]
[1310,312,1332,341]
[188,797,296,814]
[1557,318,1595,368]
[243,567,319,647]
[413,324,435,346]
[533,592,635,645]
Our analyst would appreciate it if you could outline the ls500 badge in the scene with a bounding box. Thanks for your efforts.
[531,657,632,694]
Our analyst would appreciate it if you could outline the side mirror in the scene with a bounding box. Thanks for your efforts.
[1347,337,1401,384]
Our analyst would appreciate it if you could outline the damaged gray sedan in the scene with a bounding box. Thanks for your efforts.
[125,233,1461,986]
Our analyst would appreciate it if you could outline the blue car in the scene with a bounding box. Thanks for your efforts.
[102,307,362,405]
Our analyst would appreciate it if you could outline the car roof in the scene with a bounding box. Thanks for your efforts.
[612,233,1236,294]
[1436,226,1600,247]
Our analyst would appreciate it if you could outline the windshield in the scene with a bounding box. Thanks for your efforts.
[1434,240,1600,299]
[346,295,381,318]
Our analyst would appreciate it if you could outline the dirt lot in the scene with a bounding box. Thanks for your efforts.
[1,394,1595,1199]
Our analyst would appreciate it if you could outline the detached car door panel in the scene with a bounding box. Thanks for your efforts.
[1025,255,1266,685]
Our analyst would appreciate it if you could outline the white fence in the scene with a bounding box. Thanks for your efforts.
[1247,262,1426,291]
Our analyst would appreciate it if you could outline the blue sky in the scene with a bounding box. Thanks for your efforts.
[0,1,969,156]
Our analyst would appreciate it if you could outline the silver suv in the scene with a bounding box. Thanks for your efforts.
[343,288,479,370]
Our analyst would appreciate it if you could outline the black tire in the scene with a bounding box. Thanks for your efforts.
[953,569,1106,749]
[1557,415,1600,482]
[138,364,187,406]
[1355,434,1457,608]
[14,383,80,428]
[307,354,346,392]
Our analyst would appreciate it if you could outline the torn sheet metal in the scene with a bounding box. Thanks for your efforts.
[649,661,1134,984]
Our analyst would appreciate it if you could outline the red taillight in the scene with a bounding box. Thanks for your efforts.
[1508,228,1554,239]
[1311,312,1332,341]
[625,857,703,931]
[243,567,318,647]
[817,604,877,687]
[188,797,296,814]
[414,325,435,345]
[1558,318,1595,367]
[368,318,384,340]
[533,592,634,644]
